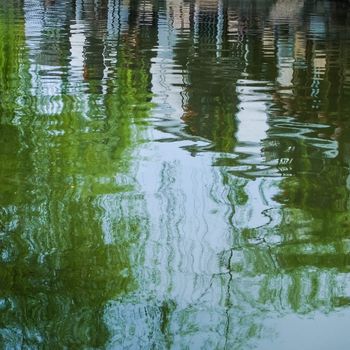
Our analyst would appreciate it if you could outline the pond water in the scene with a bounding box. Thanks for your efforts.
[1,0,350,348]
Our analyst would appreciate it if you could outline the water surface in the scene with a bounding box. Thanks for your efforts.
[1,0,350,349]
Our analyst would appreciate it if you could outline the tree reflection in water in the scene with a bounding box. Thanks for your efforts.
[1,0,350,349]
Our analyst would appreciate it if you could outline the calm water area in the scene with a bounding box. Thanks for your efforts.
[1,0,350,348]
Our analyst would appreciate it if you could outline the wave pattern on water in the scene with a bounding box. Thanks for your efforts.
[2,0,350,349]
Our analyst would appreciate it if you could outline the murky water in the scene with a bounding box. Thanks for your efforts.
[1,0,350,348]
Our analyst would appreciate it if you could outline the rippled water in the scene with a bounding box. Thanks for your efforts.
[1,0,350,348]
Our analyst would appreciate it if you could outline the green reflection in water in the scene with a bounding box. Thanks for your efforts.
[0,1,154,348]
[2,0,350,349]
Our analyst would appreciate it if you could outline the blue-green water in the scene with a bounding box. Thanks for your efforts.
[1,0,350,348]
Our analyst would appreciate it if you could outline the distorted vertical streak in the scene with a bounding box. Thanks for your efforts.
[216,0,224,59]
[223,248,233,350]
